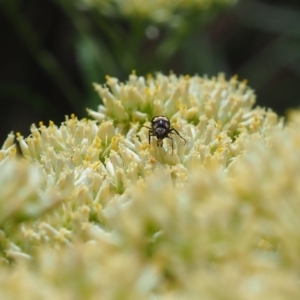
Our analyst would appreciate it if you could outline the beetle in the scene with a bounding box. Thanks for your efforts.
[143,116,186,155]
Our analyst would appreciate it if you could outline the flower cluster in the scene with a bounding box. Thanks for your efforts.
[0,73,299,299]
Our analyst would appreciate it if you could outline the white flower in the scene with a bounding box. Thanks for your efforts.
[2,73,298,299]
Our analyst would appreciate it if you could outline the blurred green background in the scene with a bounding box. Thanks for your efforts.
[1,0,300,143]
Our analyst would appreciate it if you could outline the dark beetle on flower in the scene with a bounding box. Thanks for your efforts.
[143,116,186,155]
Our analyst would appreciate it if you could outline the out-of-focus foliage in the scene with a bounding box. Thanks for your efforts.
[79,0,235,21]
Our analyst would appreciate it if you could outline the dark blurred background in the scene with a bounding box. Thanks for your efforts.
[1,0,300,143]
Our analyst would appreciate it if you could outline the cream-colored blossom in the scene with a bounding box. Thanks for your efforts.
[9,74,282,252]
[88,73,282,168]
[2,73,300,298]
[0,132,17,162]
[88,73,278,133]
[0,158,61,261]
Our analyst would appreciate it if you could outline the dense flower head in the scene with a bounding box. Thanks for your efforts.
[88,73,281,167]
[0,73,299,298]
[88,72,279,133]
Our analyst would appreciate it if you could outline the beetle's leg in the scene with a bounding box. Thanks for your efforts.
[169,128,186,144]
[156,139,163,147]
[141,125,153,145]
[148,130,153,145]
[148,130,160,147]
